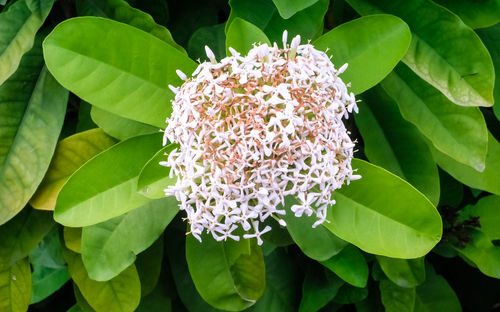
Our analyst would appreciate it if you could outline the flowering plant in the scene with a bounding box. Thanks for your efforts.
[0,0,498,311]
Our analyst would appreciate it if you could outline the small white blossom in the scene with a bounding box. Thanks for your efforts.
[162,32,359,245]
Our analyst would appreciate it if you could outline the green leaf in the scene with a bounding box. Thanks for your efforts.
[43,17,197,128]
[54,133,162,227]
[165,225,221,312]
[379,279,416,312]
[381,63,488,171]
[0,36,68,225]
[355,86,439,205]
[413,271,461,312]
[0,258,31,312]
[320,245,369,288]
[30,129,117,211]
[81,197,178,281]
[75,0,185,53]
[226,18,271,56]
[434,0,500,29]
[137,144,178,199]
[64,227,82,254]
[0,208,53,267]
[271,0,319,19]
[313,14,411,94]
[30,265,70,304]
[324,159,442,258]
[186,234,266,311]
[476,24,500,122]
[29,227,66,269]
[282,196,347,261]
[459,195,500,240]
[376,256,425,288]
[135,235,164,297]
[227,0,329,43]
[125,0,169,24]
[455,229,500,278]
[90,107,158,141]
[430,132,500,195]
[30,227,70,304]
[298,264,344,312]
[65,249,141,312]
[0,0,55,85]
[346,0,495,107]
[188,23,226,62]
[249,248,301,312]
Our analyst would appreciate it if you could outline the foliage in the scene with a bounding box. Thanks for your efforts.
[0,0,499,311]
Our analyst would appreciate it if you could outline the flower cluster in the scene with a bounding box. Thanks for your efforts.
[162,32,360,245]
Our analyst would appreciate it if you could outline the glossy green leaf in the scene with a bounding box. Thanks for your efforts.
[413,271,461,312]
[0,36,68,225]
[430,133,500,195]
[0,208,53,267]
[320,245,369,288]
[459,196,500,240]
[299,264,344,312]
[477,24,500,121]
[381,63,488,171]
[65,250,141,312]
[226,18,271,56]
[188,23,226,61]
[355,86,439,204]
[347,0,495,107]
[165,225,221,312]
[0,258,31,312]
[81,197,178,281]
[379,279,415,312]
[0,0,54,85]
[324,159,442,258]
[135,235,164,297]
[43,17,197,128]
[137,144,178,199]
[54,133,162,227]
[313,14,411,94]
[30,129,117,211]
[272,0,318,19]
[64,227,82,254]
[376,256,425,288]
[227,0,328,43]
[90,107,158,141]
[434,0,500,29]
[186,234,266,311]
[455,229,500,278]
[75,0,185,53]
[282,196,347,261]
[249,248,301,312]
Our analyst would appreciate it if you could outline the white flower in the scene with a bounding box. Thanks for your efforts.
[163,32,359,245]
